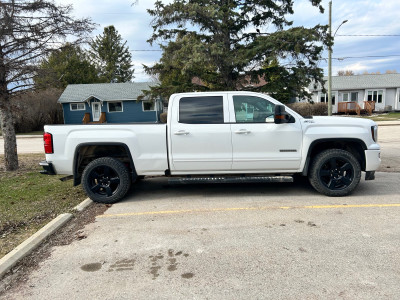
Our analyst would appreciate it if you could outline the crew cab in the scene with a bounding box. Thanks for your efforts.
[40,92,381,203]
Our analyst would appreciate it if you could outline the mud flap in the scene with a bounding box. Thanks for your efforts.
[365,171,375,181]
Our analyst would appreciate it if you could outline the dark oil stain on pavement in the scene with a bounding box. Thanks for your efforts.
[168,258,177,271]
[307,221,317,227]
[81,263,102,272]
[181,272,194,279]
[150,266,162,279]
[149,253,164,279]
[148,249,192,280]
[108,259,136,272]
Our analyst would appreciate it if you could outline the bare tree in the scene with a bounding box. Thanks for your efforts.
[337,70,355,76]
[0,0,95,171]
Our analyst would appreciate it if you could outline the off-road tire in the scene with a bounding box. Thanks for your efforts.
[82,157,131,204]
[309,149,361,197]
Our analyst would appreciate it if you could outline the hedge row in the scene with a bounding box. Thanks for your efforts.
[287,102,328,117]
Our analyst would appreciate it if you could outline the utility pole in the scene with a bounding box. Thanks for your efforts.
[328,1,333,116]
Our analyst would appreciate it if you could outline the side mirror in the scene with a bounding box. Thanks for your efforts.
[274,105,294,124]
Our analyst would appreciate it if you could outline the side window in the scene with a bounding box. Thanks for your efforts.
[70,103,85,111]
[179,96,224,124]
[233,96,275,123]
[108,101,123,113]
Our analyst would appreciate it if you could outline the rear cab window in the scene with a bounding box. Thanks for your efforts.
[179,96,224,124]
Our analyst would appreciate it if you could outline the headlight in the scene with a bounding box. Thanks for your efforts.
[371,125,378,142]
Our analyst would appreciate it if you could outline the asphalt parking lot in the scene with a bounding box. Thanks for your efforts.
[1,124,399,299]
[3,171,400,300]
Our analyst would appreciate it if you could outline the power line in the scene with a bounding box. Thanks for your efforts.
[331,54,400,60]
[337,34,400,37]
[130,50,162,52]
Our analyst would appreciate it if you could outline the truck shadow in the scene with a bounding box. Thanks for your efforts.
[122,173,399,204]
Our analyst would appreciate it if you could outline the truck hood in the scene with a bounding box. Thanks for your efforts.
[302,116,377,128]
[300,116,379,149]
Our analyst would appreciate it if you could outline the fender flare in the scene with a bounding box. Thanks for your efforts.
[73,142,137,186]
[302,138,368,176]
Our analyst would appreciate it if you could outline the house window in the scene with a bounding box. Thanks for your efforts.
[142,101,155,111]
[342,92,358,102]
[70,103,85,111]
[320,93,336,105]
[108,101,123,113]
[367,90,384,103]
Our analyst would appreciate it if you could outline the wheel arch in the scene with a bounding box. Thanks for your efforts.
[73,142,137,186]
[302,138,367,176]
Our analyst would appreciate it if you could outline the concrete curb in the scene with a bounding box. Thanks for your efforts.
[0,213,73,279]
[73,198,93,212]
[0,197,94,279]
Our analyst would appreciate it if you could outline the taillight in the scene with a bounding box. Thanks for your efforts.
[43,132,54,154]
[371,125,378,143]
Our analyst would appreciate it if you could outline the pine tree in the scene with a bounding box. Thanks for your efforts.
[36,44,101,88]
[144,0,330,103]
[89,26,134,83]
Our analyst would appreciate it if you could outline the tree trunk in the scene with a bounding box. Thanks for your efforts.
[0,44,19,171]
[0,101,19,171]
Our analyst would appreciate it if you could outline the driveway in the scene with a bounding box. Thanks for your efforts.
[2,172,400,299]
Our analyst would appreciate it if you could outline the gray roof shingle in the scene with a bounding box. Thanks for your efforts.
[58,82,157,103]
[310,73,400,91]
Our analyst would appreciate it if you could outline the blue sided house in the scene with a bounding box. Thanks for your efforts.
[59,82,163,124]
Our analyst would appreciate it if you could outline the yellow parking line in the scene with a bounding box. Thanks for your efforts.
[98,203,400,218]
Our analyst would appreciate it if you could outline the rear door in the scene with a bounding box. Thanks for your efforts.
[229,94,303,172]
[169,94,232,172]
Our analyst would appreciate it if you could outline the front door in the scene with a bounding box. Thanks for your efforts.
[169,94,232,172]
[229,94,303,172]
[92,102,101,121]
[367,90,385,111]
[332,92,338,114]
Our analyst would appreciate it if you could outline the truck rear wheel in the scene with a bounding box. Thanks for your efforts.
[82,157,131,204]
[309,149,361,197]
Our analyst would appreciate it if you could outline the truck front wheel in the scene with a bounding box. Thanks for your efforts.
[82,157,131,204]
[309,149,361,197]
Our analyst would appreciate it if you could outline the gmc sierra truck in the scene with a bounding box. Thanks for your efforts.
[40,91,381,203]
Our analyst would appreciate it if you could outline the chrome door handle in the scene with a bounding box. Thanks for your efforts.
[174,130,190,135]
[234,129,251,134]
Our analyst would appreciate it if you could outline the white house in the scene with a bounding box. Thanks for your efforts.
[309,74,400,113]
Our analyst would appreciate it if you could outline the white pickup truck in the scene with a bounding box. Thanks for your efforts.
[40,91,381,203]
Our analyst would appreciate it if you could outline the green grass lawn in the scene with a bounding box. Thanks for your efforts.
[0,154,88,258]
[365,112,400,121]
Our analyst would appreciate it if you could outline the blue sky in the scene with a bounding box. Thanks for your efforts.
[56,0,400,82]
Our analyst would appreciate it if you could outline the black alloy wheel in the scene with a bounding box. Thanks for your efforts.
[82,157,131,203]
[318,157,354,190]
[88,165,120,197]
[309,149,361,197]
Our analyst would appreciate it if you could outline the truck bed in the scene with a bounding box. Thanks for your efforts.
[44,123,169,176]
